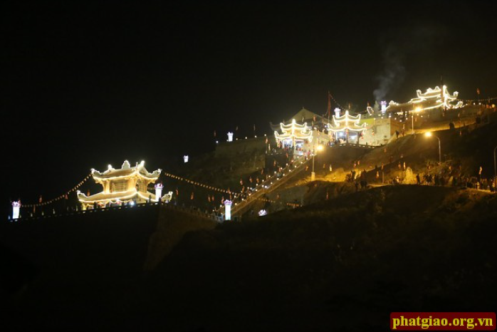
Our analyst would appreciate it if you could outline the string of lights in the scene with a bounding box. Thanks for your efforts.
[329,93,345,110]
[162,171,300,208]
[162,172,233,195]
[22,174,93,208]
[18,168,300,211]
[19,163,305,211]
[457,97,497,103]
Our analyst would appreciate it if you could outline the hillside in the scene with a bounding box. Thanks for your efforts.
[139,186,497,331]
[0,205,216,332]
[161,110,497,218]
[2,111,497,331]
[2,185,495,331]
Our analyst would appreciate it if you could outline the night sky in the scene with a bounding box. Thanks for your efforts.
[2,1,497,211]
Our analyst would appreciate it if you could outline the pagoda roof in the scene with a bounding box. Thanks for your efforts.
[275,131,313,141]
[91,160,161,181]
[274,119,313,142]
[289,107,323,123]
[270,108,323,131]
[328,110,367,132]
[77,189,160,203]
[386,86,462,113]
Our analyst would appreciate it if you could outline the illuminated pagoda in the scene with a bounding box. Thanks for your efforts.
[386,85,464,114]
[327,110,367,143]
[77,160,164,209]
[274,119,313,153]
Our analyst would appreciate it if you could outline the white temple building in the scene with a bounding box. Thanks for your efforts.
[386,85,464,114]
[327,110,368,144]
[274,119,313,152]
[77,160,171,209]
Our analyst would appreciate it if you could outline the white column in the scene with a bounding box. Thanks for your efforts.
[224,200,232,221]
[12,201,21,219]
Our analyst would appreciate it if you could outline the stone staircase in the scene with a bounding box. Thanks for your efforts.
[231,156,311,217]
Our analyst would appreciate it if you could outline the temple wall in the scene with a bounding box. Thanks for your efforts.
[360,118,391,146]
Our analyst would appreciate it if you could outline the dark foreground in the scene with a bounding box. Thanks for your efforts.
[1,186,497,331]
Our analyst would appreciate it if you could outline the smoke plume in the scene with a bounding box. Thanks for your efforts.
[373,44,406,102]
[373,23,448,102]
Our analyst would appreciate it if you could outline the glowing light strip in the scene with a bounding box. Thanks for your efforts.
[162,172,233,195]
[328,126,367,132]
[387,86,463,112]
[457,97,497,103]
[21,173,93,208]
[92,168,161,181]
[275,132,313,140]
[274,119,314,144]
[77,190,138,204]
[329,110,367,132]
[333,112,361,121]
[162,171,301,208]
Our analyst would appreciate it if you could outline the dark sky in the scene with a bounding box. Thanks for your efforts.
[2,1,497,209]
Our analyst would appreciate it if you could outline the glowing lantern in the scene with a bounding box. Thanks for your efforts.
[381,101,387,113]
[12,201,21,219]
[224,200,232,221]
[183,155,189,163]
[227,132,234,142]
[154,183,163,202]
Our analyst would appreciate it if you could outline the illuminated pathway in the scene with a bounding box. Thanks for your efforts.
[231,156,311,217]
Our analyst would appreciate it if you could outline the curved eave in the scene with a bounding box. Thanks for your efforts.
[334,114,361,121]
[329,125,368,132]
[77,189,138,203]
[91,167,161,182]
[136,170,161,181]
[275,132,313,141]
